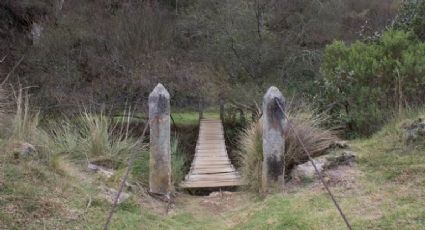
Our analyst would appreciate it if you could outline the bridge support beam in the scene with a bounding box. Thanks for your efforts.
[262,86,286,192]
[149,83,172,195]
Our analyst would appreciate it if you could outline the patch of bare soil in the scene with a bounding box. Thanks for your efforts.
[138,190,248,218]
[322,165,358,188]
[197,191,241,214]
[138,191,171,215]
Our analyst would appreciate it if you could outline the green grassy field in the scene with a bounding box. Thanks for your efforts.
[172,111,220,125]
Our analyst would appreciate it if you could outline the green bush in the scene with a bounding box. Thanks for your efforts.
[392,0,425,40]
[321,30,425,136]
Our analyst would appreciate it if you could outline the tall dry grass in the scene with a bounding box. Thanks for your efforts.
[49,110,145,169]
[0,87,186,186]
[238,107,338,192]
[10,88,40,142]
[284,108,338,167]
[239,121,263,192]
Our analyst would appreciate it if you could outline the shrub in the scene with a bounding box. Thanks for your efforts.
[392,0,425,40]
[238,108,337,192]
[321,30,425,136]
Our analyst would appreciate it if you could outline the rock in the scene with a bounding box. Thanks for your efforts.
[331,140,350,149]
[291,158,327,181]
[403,118,425,146]
[290,151,356,182]
[20,142,36,156]
[87,163,114,178]
[324,151,356,168]
[103,187,131,204]
[262,86,286,190]
[13,142,36,159]
[208,191,233,198]
[87,163,99,172]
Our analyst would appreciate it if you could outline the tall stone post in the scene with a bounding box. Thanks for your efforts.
[149,83,172,195]
[262,86,286,191]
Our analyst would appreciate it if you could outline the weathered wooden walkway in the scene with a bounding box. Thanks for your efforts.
[180,119,243,188]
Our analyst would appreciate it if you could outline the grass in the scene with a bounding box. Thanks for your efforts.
[234,108,425,229]
[131,138,186,187]
[172,111,219,125]
[2,102,425,229]
[112,110,219,126]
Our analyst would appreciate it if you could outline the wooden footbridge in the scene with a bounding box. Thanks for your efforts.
[180,119,243,188]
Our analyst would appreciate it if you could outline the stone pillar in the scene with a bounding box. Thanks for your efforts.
[149,83,172,195]
[262,86,286,191]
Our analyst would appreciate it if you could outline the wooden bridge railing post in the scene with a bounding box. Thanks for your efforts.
[198,96,204,120]
[148,83,172,195]
[261,86,286,192]
[219,95,225,121]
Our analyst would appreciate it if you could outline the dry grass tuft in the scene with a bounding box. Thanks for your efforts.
[238,107,338,192]
[239,121,263,192]
[284,109,339,168]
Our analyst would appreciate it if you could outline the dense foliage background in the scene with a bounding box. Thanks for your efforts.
[321,1,425,136]
[4,0,425,137]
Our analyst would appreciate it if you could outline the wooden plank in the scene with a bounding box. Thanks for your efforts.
[197,141,224,143]
[192,159,230,162]
[195,151,226,153]
[191,163,232,166]
[196,146,226,149]
[194,155,228,157]
[196,148,226,151]
[194,151,227,153]
[187,173,240,179]
[191,165,233,169]
[196,143,225,146]
[180,119,243,189]
[191,165,235,169]
[190,169,236,174]
[185,177,241,181]
[194,155,227,157]
[180,180,244,188]
[193,157,229,160]
[193,159,229,162]
[193,158,229,161]
[193,162,230,165]
[184,176,241,182]
[193,159,230,163]
[194,155,227,158]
